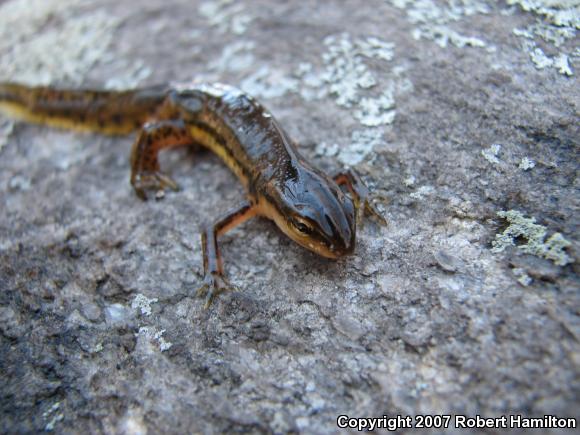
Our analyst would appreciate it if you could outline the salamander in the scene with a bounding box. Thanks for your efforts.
[0,81,386,306]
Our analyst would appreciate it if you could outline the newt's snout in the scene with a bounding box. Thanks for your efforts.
[319,198,356,258]
[269,168,358,259]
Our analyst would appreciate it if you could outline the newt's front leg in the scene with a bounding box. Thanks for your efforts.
[334,169,388,226]
[197,200,258,308]
[130,119,193,200]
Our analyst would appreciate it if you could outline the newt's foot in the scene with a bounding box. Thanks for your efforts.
[354,193,388,227]
[333,170,388,227]
[364,195,388,226]
[196,273,239,308]
[131,171,179,200]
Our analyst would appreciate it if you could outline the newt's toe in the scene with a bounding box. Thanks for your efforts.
[365,196,388,226]
[131,171,179,200]
[196,273,239,308]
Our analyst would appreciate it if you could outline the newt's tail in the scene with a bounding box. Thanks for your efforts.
[0,82,170,135]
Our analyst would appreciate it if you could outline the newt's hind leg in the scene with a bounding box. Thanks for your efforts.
[196,200,257,308]
[130,119,193,200]
[334,169,388,226]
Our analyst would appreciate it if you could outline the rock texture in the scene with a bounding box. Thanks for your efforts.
[0,0,578,433]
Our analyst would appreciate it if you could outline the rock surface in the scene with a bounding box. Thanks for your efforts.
[0,0,578,433]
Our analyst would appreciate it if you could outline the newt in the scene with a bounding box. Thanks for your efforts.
[0,81,386,306]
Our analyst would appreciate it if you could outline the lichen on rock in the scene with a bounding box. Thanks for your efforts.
[492,210,574,266]
[389,0,491,49]
[0,0,120,85]
[295,33,408,128]
[509,0,579,75]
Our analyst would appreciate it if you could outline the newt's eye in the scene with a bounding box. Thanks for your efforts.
[295,222,311,234]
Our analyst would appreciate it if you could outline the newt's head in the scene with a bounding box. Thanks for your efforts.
[264,165,356,259]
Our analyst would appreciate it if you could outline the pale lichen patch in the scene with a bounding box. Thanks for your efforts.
[293,63,326,101]
[492,210,574,266]
[240,65,299,99]
[338,129,384,166]
[199,0,254,35]
[530,45,556,68]
[389,0,491,49]
[481,143,502,165]
[0,1,121,85]
[131,294,159,317]
[519,156,536,170]
[554,53,574,75]
[508,0,578,75]
[43,402,64,432]
[314,141,339,158]
[410,185,436,200]
[514,21,576,47]
[8,175,31,191]
[513,267,533,286]
[507,0,580,29]
[209,40,256,72]
[294,33,409,128]
[138,326,173,352]
[321,34,389,107]
[354,89,397,127]
[403,175,416,187]
[0,0,83,54]
[212,32,407,137]
[391,0,578,75]
[522,41,573,75]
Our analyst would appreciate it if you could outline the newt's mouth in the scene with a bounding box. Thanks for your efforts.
[297,238,355,259]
